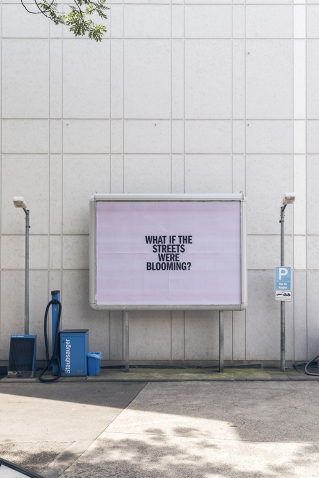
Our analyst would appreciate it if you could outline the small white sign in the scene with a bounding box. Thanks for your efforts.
[275,290,291,301]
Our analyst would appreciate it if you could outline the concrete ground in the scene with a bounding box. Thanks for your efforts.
[1,376,319,477]
[2,365,318,383]
[0,381,146,476]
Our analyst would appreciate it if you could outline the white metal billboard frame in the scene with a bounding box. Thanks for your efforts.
[89,193,247,372]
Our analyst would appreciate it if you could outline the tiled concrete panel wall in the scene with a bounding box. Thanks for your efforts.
[63,41,110,119]
[246,40,292,119]
[2,40,49,118]
[0,0,316,365]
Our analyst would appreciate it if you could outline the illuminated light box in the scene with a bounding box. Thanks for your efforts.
[89,194,247,311]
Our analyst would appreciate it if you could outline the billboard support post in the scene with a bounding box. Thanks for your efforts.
[219,311,224,372]
[123,311,129,372]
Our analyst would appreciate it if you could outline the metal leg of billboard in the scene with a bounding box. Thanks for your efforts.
[219,311,224,372]
[123,311,129,372]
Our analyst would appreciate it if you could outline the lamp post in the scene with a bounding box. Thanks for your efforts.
[280,192,295,372]
[13,197,30,336]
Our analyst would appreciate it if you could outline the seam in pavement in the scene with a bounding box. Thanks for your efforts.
[42,382,149,478]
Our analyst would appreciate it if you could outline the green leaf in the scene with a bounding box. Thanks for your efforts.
[25,0,109,41]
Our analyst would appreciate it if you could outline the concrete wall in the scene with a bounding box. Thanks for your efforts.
[0,0,316,365]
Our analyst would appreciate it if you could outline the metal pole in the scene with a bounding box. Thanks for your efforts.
[124,311,129,372]
[24,208,30,336]
[219,310,224,372]
[280,205,286,372]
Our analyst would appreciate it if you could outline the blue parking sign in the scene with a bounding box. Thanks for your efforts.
[275,267,291,291]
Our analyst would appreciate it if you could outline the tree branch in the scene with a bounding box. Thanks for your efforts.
[21,0,109,41]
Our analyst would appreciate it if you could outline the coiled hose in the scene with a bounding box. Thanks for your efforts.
[304,354,319,376]
[39,299,62,383]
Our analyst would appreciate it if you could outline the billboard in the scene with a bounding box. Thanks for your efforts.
[89,194,247,311]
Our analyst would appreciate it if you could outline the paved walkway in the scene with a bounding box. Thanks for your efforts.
[61,381,319,478]
[1,375,319,477]
[0,381,145,476]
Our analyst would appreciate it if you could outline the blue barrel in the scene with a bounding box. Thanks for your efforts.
[87,352,103,376]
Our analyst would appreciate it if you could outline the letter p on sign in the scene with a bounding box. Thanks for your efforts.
[279,268,288,280]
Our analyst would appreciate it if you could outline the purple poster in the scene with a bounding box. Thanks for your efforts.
[96,201,242,306]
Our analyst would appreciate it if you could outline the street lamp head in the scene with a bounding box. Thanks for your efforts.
[282,192,295,206]
[13,197,27,208]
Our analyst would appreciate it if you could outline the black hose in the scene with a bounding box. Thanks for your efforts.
[304,354,319,376]
[39,299,62,383]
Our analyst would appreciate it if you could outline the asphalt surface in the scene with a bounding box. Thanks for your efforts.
[1,379,319,477]
[0,381,146,476]
[60,381,319,478]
